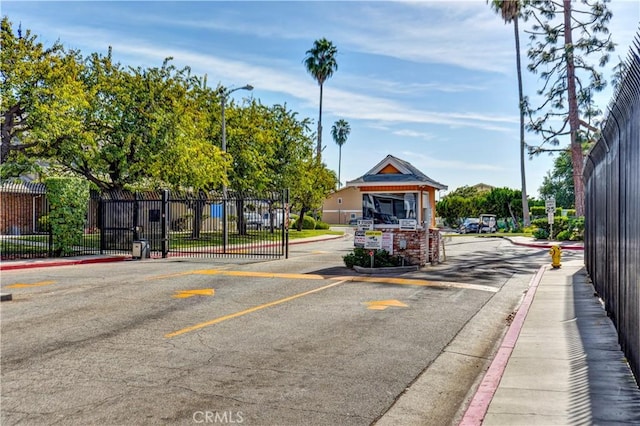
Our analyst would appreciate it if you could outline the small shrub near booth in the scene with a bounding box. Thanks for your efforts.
[343,248,404,269]
[45,177,90,256]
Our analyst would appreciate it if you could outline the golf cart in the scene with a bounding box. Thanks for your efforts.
[478,214,497,233]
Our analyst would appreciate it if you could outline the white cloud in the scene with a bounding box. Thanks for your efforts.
[399,150,504,172]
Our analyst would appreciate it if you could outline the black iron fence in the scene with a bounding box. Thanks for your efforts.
[1,188,289,260]
[583,36,640,382]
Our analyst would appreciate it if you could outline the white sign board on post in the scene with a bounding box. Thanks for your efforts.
[364,231,383,249]
[357,220,374,231]
[399,219,417,231]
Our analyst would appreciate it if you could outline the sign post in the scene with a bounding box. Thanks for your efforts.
[364,230,382,268]
[545,196,556,239]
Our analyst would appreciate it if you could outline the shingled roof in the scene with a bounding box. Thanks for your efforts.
[346,155,447,190]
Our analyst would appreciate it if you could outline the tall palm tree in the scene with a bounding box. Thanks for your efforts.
[491,0,530,227]
[331,119,351,187]
[304,38,338,161]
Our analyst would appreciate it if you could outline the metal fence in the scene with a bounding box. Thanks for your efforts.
[583,36,640,382]
[1,188,289,260]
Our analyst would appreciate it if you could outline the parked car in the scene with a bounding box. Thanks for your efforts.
[348,217,363,226]
[243,212,263,229]
[262,211,285,229]
[459,218,480,234]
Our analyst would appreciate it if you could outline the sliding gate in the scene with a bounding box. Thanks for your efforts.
[99,190,289,259]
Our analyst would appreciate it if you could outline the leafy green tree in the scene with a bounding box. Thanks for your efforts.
[290,160,337,231]
[484,187,524,229]
[490,0,531,226]
[263,104,315,193]
[446,185,480,199]
[225,99,276,194]
[304,38,338,161]
[1,17,86,172]
[61,49,229,191]
[436,195,476,227]
[330,119,350,187]
[539,149,574,208]
[524,0,615,216]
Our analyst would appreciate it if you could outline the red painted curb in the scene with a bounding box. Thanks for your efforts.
[458,265,546,426]
[513,242,584,250]
[0,256,129,271]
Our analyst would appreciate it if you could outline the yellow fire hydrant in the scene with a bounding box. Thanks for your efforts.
[550,245,562,269]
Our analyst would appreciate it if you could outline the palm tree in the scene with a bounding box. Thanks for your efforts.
[331,119,351,187]
[304,38,338,161]
[490,0,530,227]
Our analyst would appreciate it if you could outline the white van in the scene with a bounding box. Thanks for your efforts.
[262,211,285,229]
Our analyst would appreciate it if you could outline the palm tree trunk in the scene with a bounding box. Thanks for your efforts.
[563,0,585,216]
[338,145,342,188]
[514,17,530,227]
[317,83,323,160]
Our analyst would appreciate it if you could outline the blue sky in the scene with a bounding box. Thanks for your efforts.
[3,1,639,198]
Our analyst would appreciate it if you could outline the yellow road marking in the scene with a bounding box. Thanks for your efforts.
[365,299,408,310]
[147,271,196,280]
[165,280,347,338]
[149,268,495,293]
[211,270,325,280]
[172,289,215,299]
[150,269,325,281]
[334,276,498,293]
[6,280,56,289]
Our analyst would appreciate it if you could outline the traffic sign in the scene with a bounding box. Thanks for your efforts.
[545,196,556,213]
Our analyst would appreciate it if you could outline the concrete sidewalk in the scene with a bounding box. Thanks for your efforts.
[460,259,640,425]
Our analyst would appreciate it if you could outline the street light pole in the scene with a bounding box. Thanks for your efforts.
[221,84,253,252]
[221,84,253,152]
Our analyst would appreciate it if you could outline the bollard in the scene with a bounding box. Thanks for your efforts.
[549,245,561,269]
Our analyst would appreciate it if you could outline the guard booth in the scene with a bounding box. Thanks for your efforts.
[346,155,447,266]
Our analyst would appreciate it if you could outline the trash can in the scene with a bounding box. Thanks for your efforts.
[132,239,150,259]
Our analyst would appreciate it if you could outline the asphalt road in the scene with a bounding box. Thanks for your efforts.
[0,234,579,425]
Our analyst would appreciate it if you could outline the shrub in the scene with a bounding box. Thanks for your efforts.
[45,177,90,256]
[531,216,584,241]
[314,220,330,230]
[556,230,571,241]
[343,248,404,268]
[533,228,549,240]
[292,215,316,230]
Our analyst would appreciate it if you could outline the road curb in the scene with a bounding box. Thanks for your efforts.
[0,256,129,271]
[502,236,584,250]
[458,265,546,426]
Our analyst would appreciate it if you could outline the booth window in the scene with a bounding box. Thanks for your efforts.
[362,192,419,224]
